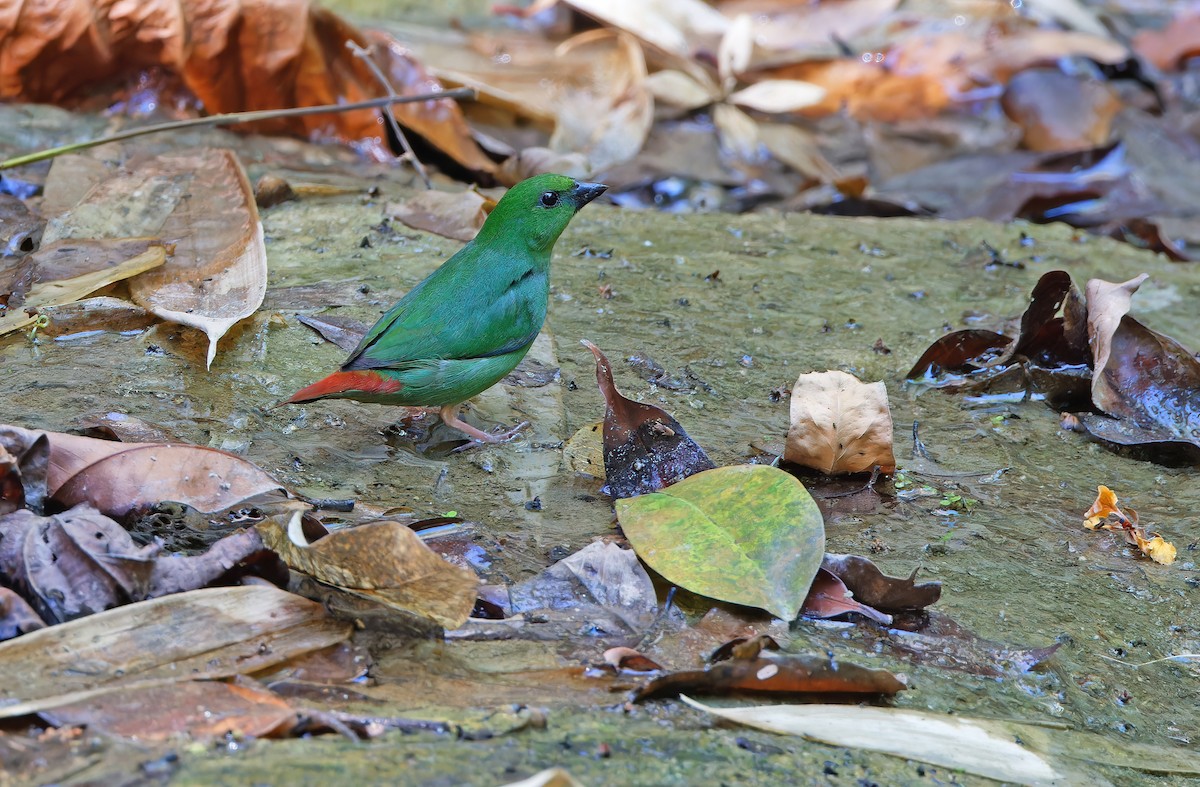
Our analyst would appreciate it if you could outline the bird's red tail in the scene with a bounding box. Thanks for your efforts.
[285,370,404,403]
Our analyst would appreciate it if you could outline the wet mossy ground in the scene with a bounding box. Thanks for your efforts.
[1,116,1198,785]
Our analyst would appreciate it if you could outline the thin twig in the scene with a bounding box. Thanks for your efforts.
[1097,652,1200,668]
[0,88,476,171]
[347,40,432,189]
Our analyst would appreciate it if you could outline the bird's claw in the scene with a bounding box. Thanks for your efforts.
[450,420,530,452]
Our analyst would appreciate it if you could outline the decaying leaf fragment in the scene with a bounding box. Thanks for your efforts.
[801,568,892,625]
[820,553,942,612]
[257,516,479,629]
[785,370,896,475]
[1083,485,1176,565]
[581,339,714,498]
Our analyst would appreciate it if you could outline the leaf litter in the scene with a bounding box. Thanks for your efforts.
[0,0,1198,781]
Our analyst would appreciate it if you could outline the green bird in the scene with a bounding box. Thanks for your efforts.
[284,173,607,443]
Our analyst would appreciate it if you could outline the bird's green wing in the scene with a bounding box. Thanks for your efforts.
[343,242,550,371]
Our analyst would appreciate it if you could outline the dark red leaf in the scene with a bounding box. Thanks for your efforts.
[581,340,714,498]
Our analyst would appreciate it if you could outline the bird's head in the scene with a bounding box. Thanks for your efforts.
[477,173,607,253]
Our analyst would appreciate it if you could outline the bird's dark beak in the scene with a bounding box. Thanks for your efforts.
[570,181,608,211]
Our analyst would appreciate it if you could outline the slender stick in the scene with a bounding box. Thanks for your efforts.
[0,88,477,171]
[347,41,432,189]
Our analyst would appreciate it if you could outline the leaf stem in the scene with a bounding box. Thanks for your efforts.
[0,88,477,171]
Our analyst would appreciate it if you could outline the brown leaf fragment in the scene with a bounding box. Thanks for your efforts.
[906,330,1014,381]
[0,424,289,520]
[296,312,369,352]
[581,340,714,498]
[0,506,158,624]
[75,412,181,445]
[1133,13,1200,71]
[128,150,266,369]
[1081,275,1200,457]
[633,653,906,702]
[388,188,494,242]
[0,586,350,719]
[786,370,896,475]
[0,444,23,516]
[39,680,299,741]
[821,554,941,612]
[147,528,279,597]
[54,444,288,519]
[603,646,663,673]
[0,255,36,311]
[37,296,157,338]
[1000,69,1120,153]
[257,517,479,629]
[801,568,892,625]
[0,587,46,641]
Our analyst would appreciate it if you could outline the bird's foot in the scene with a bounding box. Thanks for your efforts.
[439,405,528,448]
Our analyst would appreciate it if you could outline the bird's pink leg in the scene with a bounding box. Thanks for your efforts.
[439,404,529,444]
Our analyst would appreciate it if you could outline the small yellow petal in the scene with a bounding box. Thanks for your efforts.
[1141,535,1177,565]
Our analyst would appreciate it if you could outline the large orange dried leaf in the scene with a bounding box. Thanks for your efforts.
[0,0,492,171]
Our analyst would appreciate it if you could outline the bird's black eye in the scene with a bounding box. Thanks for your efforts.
[539,191,559,208]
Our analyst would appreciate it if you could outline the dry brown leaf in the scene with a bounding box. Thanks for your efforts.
[0,242,166,336]
[37,296,157,338]
[0,425,287,518]
[126,150,265,369]
[1000,69,1120,152]
[0,585,350,719]
[40,680,298,740]
[0,1,492,171]
[717,13,754,89]
[42,149,266,368]
[388,188,493,242]
[765,28,1127,123]
[258,517,479,629]
[785,370,896,475]
[1133,13,1200,71]
[757,122,839,182]
[728,0,899,65]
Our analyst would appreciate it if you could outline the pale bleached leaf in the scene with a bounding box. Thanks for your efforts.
[681,697,1066,786]
[645,69,718,110]
[728,79,827,114]
[785,370,896,475]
